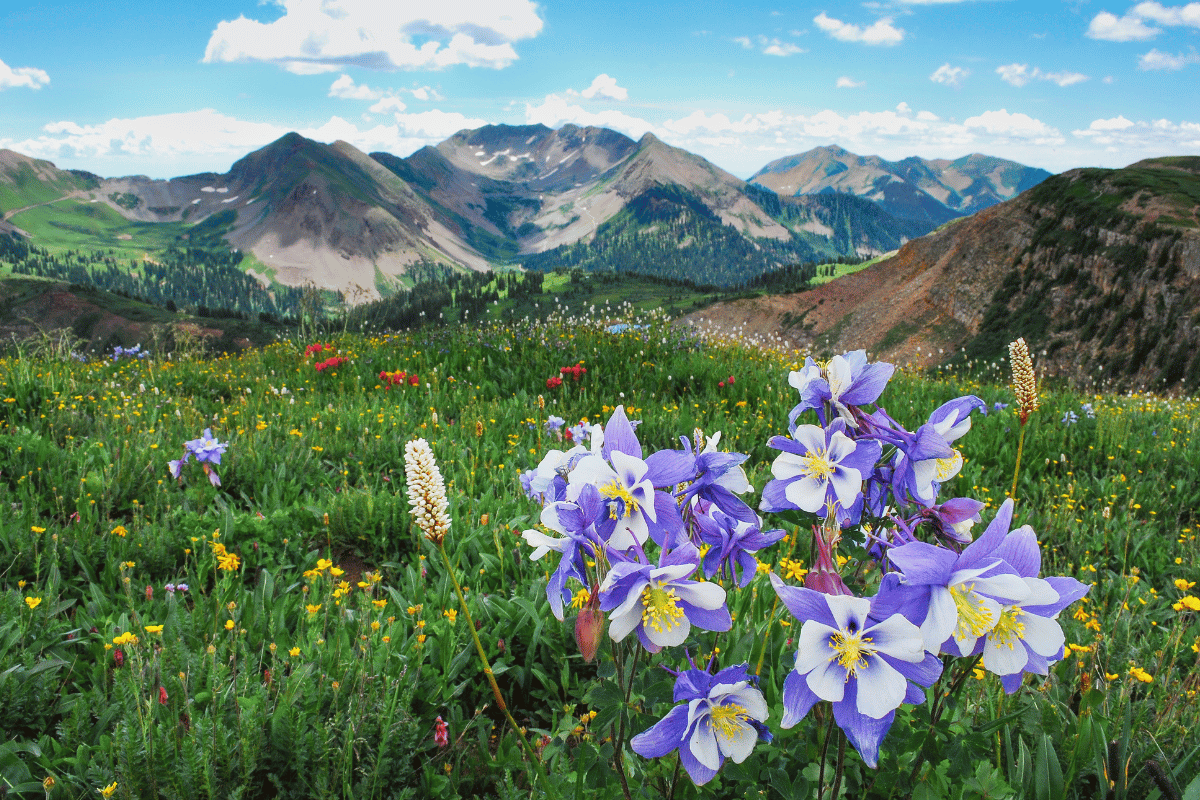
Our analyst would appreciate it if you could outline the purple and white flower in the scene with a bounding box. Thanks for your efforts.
[771,575,940,768]
[760,420,881,519]
[631,662,771,785]
[787,350,894,429]
[600,542,731,653]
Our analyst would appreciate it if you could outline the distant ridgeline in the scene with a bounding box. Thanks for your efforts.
[2,233,304,318]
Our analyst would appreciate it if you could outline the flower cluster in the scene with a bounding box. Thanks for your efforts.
[168,428,228,487]
[111,344,148,361]
[546,375,563,389]
[380,369,420,387]
[717,375,735,388]
[304,343,334,357]
[516,348,1089,782]
[560,362,588,381]
[314,355,349,372]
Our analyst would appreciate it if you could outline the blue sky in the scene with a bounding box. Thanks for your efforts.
[1,0,1198,179]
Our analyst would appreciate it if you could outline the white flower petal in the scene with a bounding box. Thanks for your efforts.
[795,622,839,674]
[1021,612,1065,657]
[805,655,847,702]
[864,614,925,662]
[719,719,758,763]
[673,580,727,610]
[688,718,721,770]
[921,587,958,652]
[855,656,908,719]
[791,425,827,454]
[783,474,828,513]
[982,635,1030,675]
[646,615,690,648]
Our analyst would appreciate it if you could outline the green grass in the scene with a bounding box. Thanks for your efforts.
[7,198,192,256]
[807,252,895,286]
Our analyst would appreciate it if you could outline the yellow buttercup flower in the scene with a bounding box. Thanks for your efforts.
[24,596,42,610]
[306,604,321,614]
[99,781,118,798]
[144,625,164,634]
[111,525,128,537]
[225,620,235,630]
[289,647,300,657]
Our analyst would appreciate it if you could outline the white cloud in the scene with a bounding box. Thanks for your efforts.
[578,74,628,101]
[1,108,494,177]
[0,58,50,90]
[369,97,408,114]
[203,0,544,73]
[524,95,658,139]
[1086,10,1161,40]
[1129,2,1200,27]
[1138,47,1200,69]
[813,13,904,45]
[732,35,805,56]
[996,63,1089,87]
[836,76,865,88]
[962,109,1063,142]
[391,109,486,139]
[329,75,382,100]
[1073,114,1200,155]
[930,63,969,87]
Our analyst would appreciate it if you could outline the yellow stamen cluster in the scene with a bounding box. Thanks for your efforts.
[800,448,835,482]
[950,583,997,640]
[828,629,876,678]
[1008,338,1039,424]
[708,702,751,739]
[641,584,685,633]
[404,438,451,544]
[989,607,1026,650]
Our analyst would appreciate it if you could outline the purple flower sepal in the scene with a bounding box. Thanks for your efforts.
[186,429,228,466]
[630,662,771,785]
[770,575,941,768]
[787,351,894,429]
[599,542,731,653]
[522,484,604,621]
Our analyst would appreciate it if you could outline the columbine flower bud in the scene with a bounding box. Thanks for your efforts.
[1008,338,1039,425]
[404,439,451,545]
[574,601,605,663]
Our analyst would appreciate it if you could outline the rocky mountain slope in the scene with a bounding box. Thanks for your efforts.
[750,145,1051,227]
[2,129,1051,296]
[684,156,1200,392]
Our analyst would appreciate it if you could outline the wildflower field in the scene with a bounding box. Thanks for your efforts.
[1,312,1198,800]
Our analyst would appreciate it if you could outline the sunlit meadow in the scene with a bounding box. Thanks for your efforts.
[1,310,1198,799]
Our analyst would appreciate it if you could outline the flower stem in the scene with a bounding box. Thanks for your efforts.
[1010,420,1027,503]
[436,541,557,799]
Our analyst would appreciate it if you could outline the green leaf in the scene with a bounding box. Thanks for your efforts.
[1034,733,1065,800]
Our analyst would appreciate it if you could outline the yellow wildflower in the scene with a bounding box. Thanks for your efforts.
[24,596,42,610]
[144,625,164,634]
[111,525,128,537]
[289,647,300,657]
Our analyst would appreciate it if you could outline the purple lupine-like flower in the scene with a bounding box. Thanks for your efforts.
[787,350,894,429]
[760,420,881,520]
[770,575,941,768]
[522,484,604,621]
[631,662,771,785]
[599,542,731,653]
[693,502,785,587]
[872,499,1032,655]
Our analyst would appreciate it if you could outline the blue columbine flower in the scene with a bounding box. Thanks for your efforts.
[567,406,689,549]
[599,542,731,653]
[522,484,604,620]
[787,350,895,429]
[963,516,1090,692]
[186,429,228,465]
[770,575,941,768]
[760,419,881,520]
[630,662,771,785]
[873,499,1032,654]
[1062,410,1078,425]
[693,502,785,587]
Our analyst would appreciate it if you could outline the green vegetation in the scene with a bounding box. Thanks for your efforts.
[0,314,1197,798]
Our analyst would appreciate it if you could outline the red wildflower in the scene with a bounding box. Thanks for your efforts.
[145,585,153,601]
[546,376,563,389]
[113,649,124,668]
[408,374,419,386]
[159,686,168,705]
[435,716,449,747]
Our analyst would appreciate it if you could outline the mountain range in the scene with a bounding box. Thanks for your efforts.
[682,156,1200,391]
[0,128,1049,295]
